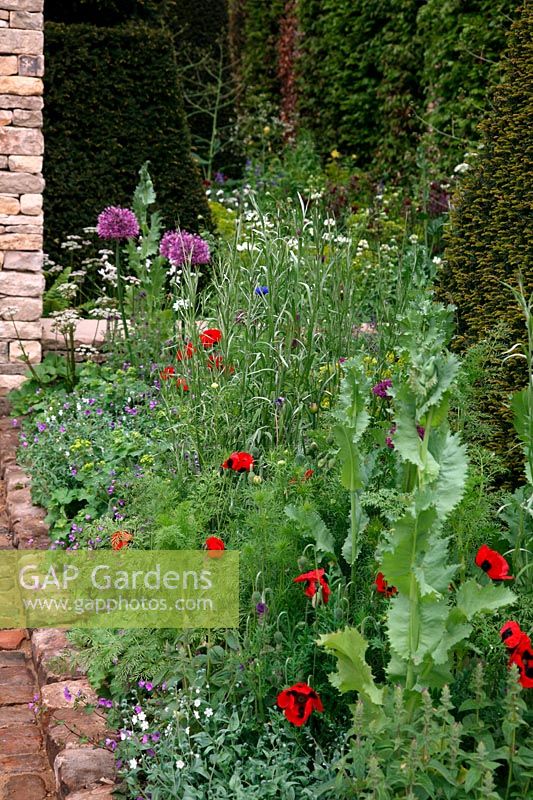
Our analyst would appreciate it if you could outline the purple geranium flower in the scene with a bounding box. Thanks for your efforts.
[160,230,210,267]
[97,206,140,240]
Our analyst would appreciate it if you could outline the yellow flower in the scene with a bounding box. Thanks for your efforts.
[140,454,154,466]
[81,461,94,472]
[330,149,341,159]
[263,125,271,135]
[251,474,262,485]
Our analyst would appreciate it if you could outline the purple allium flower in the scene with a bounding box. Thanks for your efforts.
[97,206,140,240]
[256,602,268,616]
[63,686,73,702]
[254,286,269,296]
[372,379,393,398]
[160,229,210,267]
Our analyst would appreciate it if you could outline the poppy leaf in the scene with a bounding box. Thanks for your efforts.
[284,504,336,557]
[318,626,383,707]
[455,579,516,621]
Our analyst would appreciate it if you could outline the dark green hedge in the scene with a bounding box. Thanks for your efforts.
[44,0,166,25]
[443,2,533,476]
[297,0,424,174]
[417,0,517,175]
[43,22,210,261]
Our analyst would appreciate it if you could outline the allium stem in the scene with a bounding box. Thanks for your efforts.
[115,241,132,361]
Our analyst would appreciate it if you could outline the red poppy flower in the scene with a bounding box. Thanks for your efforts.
[111,530,133,551]
[509,635,533,689]
[177,342,195,361]
[175,377,189,391]
[375,572,397,597]
[222,451,254,473]
[200,328,222,348]
[277,682,323,726]
[293,568,331,605]
[303,469,314,481]
[205,536,225,551]
[500,621,524,650]
[160,366,175,380]
[475,545,513,581]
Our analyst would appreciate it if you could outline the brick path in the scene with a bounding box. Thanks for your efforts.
[0,478,57,800]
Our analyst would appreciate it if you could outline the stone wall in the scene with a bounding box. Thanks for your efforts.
[0,0,44,401]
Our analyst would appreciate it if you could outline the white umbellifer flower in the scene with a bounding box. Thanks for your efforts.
[454,162,470,174]
[176,759,185,770]
[173,298,191,311]
[432,256,443,266]
[0,305,20,319]
[409,234,419,244]
[324,218,336,227]
[129,758,138,770]
[204,708,213,718]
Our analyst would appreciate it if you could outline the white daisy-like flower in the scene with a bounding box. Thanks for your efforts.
[193,698,201,707]
[204,708,213,718]
[176,759,185,770]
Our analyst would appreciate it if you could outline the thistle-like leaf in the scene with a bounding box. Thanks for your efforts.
[284,504,336,557]
[341,503,368,564]
[380,506,439,595]
[318,627,383,706]
[455,580,516,620]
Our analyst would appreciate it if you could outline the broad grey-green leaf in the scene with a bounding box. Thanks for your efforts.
[341,501,368,565]
[333,424,364,491]
[318,627,383,706]
[455,580,516,621]
[381,506,439,595]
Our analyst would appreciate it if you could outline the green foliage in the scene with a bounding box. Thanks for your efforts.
[443,3,533,475]
[417,0,517,175]
[318,627,383,706]
[44,0,166,25]
[298,0,423,174]
[43,21,209,262]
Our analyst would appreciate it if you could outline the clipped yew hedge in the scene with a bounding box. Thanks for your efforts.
[43,22,210,260]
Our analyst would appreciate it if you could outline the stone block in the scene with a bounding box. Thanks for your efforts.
[9,11,43,30]
[0,155,6,168]
[0,373,25,394]
[42,318,107,348]
[12,109,42,127]
[18,54,44,77]
[0,296,41,320]
[0,171,43,192]
[1,773,49,800]
[0,321,40,339]
[41,679,97,712]
[64,787,116,800]
[4,465,30,492]
[53,748,115,797]
[0,214,43,225]
[0,76,42,96]
[0,270,44,295]
[0,126,43,154]
[0,56,16,75]
[19,193,41,214]
[4,224,43,235]
[0,94,43,109]
[0,724,41,756]
[0,233,42,250]
[0,108,11,124]
[0,29,43,55]
[11,518,49,548]
[9,339,40,362]
[46,709,107,764]
[0,196,19,214]
[3,250,42,269]
[9,155,42,171]
[0,629,27,650]
[0,0,43,11]
[0,751,49,775]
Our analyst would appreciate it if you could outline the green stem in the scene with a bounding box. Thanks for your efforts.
[115,240,133,362]
[350,489,358,590]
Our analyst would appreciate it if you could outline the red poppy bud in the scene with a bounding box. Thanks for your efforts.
[175,377,189,391]
[177,342,195,361]
[277,682,323,726]
[160,366,175,380]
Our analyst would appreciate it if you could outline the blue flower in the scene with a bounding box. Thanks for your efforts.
[254,286,269,296]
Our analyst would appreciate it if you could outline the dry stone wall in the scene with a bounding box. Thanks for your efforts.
[0,0,44,400]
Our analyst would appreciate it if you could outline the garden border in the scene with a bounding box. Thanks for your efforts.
[0,415,116,800]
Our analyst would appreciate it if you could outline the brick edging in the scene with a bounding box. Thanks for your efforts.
[0,416,116,800]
